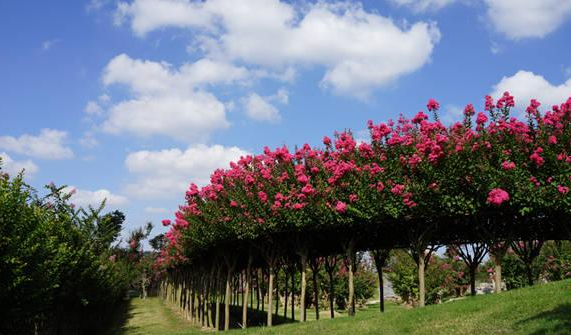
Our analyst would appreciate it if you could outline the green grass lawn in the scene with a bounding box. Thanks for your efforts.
[114,280,571,335]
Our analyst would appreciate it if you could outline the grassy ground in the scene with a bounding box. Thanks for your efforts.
[114,279,571,335]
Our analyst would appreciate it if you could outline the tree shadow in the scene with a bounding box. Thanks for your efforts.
[97,300,134,335]
[214,304,299,330]
[515,303,571,335]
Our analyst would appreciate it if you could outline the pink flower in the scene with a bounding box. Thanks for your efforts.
[485,95,494,111]
[297,174,309,184]
[323,136,332,146]
[464,103,475,117]
[548,136,557,145]
[530,148,544,166]
[412,111,429,124]
[257,191,268,203]
[391,184,405,196]
[557,185,569,195]
[230,200,238,207]
[301,184,315,195]
[349,194,358,203]
[476,112,488,125]
[335,201,347,214]
[427,99,440,112]
[162,219,171,227]
[501,161,516,171]
[129,240,137,249]
[487,188,510,206]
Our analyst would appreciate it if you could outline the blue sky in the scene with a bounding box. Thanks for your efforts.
[1,0,571,242]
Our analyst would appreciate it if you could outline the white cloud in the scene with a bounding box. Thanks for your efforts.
[115,0,440,98]
[64,186,128,208]
[100,54,249,140]
[485,0,571,40]
[145,206,169,214]
[490,70,571,111]
[0,152,39,177]
[0,129,73,160]
[390,0,457,13]
[80,132,99,148]
[103,94,228,141]
[242,89,288,122]
[85,101,104,115]
[441,104,463,125]
[124,144,249,199]
[114,0,214,36]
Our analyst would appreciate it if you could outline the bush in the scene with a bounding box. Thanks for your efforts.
[0,167,129,335]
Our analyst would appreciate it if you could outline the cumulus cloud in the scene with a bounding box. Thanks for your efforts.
[124,144,249,199]
[389,0,457,13]
[242,89,288,122]
[0,152,39,177]
[114,0,440,98]
[64,186,129,208]
[485,0,571,40]
[0,129,73,160]
[85,101,104,116]
[490,70,571,112]
[100,54,249,140]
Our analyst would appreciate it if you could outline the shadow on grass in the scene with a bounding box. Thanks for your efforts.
[516,303,571,335]
[212,304,299,330]
[98,299,134,335]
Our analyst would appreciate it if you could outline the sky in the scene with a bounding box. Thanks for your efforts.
[1,0,571,242]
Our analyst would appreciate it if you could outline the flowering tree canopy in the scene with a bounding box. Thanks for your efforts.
[157,93,571,270]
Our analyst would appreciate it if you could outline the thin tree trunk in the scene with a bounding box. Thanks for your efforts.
[328,271,335,318]
[242,254,252,329]
[291,271,295,321]
[418,250,425,307]
[493,254,502,293]
[267,264,274,327]
[215,269,221,331]
[300,252,308,322]
[469,267,477,296]
[345,243,356,316]
[284,271,289,319]
[313,267,319,320]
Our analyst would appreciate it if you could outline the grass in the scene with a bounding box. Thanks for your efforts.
[114,279,571,335]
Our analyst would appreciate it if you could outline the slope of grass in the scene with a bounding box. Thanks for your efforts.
[116,280,571,335]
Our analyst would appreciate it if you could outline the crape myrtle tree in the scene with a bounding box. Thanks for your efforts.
[155,93,571,331]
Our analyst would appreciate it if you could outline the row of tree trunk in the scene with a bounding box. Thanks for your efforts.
[159,236,541,330]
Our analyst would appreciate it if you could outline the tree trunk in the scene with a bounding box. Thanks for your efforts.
[328,271,335,318]
[418,251,425,307]
[493,254,502,293]
[267,265,274,327]
[242,255,252,329]
[274,270,279,317]
[469,267,477,296]
[256,270,260,311]
[346,246,356,316]
[300,252,308,322]
[215,271,221,331]
[291,271,295,321]
[313,268,319,320]
[378,268,384,312]
[372,250,389,313]
[224,270,232,330]
[284,271,289,319]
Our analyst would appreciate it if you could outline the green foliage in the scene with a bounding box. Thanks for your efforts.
[0,168,129,334]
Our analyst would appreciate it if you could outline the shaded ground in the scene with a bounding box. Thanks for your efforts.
[112,279,571,335]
